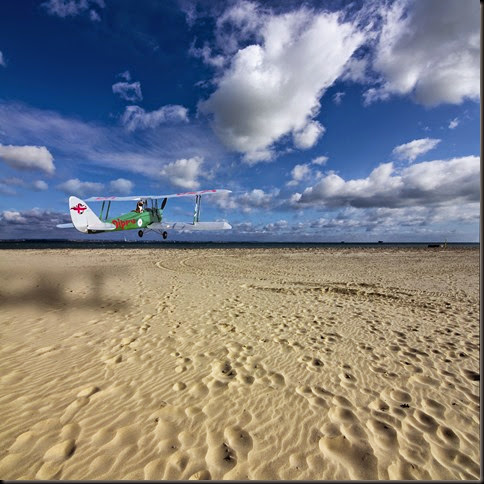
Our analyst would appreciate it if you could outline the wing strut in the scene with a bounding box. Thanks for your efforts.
[99,201,105,220]
[193,195,201,224]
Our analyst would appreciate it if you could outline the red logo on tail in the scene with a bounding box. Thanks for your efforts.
[71,203,87,214]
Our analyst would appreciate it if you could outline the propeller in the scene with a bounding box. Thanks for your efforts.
[161,197,167,210]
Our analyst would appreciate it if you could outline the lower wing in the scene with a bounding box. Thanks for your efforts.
[148,221,232,231]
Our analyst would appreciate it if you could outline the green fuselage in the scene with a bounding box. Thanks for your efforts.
[106,208,162,231]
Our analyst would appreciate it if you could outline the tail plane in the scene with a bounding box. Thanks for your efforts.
[68,196,116,233]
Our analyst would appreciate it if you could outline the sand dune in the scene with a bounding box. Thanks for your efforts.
[0,247,480,480]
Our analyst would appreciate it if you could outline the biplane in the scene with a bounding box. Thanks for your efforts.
[56,189,232,239]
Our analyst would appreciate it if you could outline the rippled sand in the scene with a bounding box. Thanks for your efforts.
[0,247,480,480]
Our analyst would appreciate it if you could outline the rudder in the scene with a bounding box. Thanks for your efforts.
[69,196,115,233]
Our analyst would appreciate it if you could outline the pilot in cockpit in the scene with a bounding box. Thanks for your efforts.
[135,200,144,213]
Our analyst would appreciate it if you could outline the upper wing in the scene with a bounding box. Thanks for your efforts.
[85,189,231,202]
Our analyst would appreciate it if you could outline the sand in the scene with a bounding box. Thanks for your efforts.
[0,247,480,480]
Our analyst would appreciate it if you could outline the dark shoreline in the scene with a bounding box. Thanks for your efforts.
[0,239,479,250]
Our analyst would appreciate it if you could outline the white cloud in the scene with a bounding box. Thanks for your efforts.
[198,4,365,162]
[293,121,325,150]
[0,144,55,174]
[448,118,459,130]
[32,180,48,191]
[42,0,105,21]
[312,155,328,166]
[109,178,133,195]
[366,0,479,106]
[307,203,479,235]
[214,0,263,55]
[57,178,104,197]
[89,9,100,21]
[392,138,440,162]
[1,210,27,223]
[0,208,71,237]
[333,92,345,105]
[287,163,311,186]
[0,51,5,67]
[1,177,24,187]
[117,70,131,81]
[121,105,189,131]
[189,43,225,68]
[341,57,368,83]
[294,156,479,209]
[159,156,203,189]
[112,81,143,102]
[214,188,280,213]
[0,101,225,179]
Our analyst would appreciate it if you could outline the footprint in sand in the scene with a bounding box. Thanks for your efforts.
[295,386,329,409]
[34,439,76,479]
[318,426,378,480]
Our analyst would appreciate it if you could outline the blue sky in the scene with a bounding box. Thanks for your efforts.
[0,0,480,241]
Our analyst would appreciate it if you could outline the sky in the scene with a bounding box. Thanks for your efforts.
[0,0,480,242]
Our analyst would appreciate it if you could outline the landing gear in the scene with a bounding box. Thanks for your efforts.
[138,230,144,238]
[162,231,168,240]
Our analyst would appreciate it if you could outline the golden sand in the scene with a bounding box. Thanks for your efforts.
[0,247,480,480]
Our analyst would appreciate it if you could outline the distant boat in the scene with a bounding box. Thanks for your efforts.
[378,240,383,244]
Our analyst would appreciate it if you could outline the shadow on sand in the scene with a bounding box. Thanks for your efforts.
[0,268,128,311]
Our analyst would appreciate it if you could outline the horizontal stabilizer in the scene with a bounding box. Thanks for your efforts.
[148,221,232,231]
[87,222,116,231]
[56,223,74,229]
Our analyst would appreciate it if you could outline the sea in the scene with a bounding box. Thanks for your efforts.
[0,239,479,250]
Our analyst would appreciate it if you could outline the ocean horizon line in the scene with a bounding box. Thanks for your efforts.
[0,239,479,250]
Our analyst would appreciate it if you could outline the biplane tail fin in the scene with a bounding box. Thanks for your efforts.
[69,196,116,233]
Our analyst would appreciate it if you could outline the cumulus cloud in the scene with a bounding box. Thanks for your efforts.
[0,51,5,67]
[308,203,479,235]
[1,210,27,223]
[198,3,365,162]
[121,105,189,131]
[293,122,325,150]
[109,178,133,195]
[57,178,104,197]
[215,188,280,213]
[0,144,55,174]
[312,155,328,166]
[41,0,105,21]
[0,208,71,237]
[392,138,440,162]
[448,118,459,129]
[189,43,225,68]
[32,180,48,191]
[287,163,311,186]
[159,156,203,189]
[294,156,479,209]
[366,0,479,106]
[112,81,143,102]
[341,57,368,83]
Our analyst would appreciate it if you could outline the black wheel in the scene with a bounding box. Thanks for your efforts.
[162,231,168,239]
[138,230,143,238]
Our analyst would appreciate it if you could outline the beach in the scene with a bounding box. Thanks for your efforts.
[0,247,480,480]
